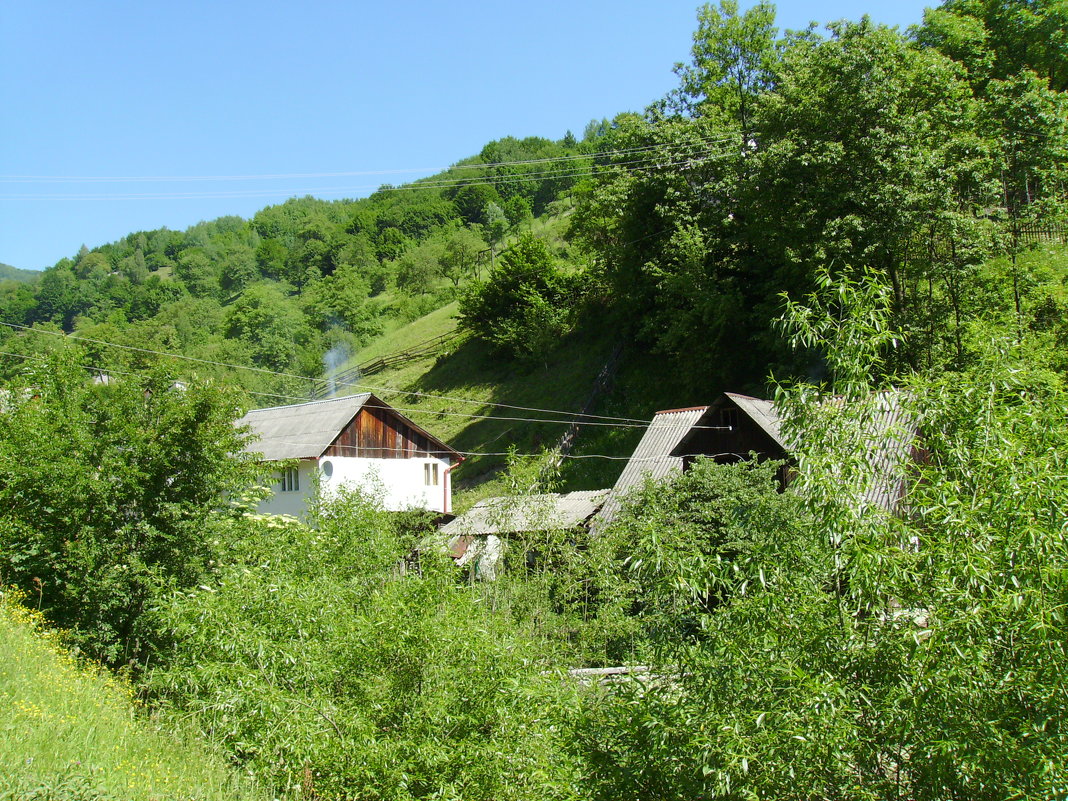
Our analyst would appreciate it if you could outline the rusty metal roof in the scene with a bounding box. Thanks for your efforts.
[594,406,710,527]
[440,490,609,537]
[237,394,373,461]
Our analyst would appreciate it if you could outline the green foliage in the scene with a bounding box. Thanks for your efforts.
[568,271,1068,800]
[459,234,585,363]
[666,0,779,130]
[0,263,41,284]
[916,0,1068,91]
[0,353,259,666]
[224,283,313,372]
[145,489,582,801]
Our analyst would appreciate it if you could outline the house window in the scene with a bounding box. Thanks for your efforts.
[424,462,439,486]
[278,467,300,492]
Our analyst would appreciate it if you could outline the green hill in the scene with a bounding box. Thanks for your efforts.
[0,262,39,283]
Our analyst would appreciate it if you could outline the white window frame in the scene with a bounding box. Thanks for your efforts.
[278,466,300,493]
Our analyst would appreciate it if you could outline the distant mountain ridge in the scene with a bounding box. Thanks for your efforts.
[0,263,39,283]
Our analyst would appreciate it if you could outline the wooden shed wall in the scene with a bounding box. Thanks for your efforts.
[680,407,784,465]
[324,405,445,459]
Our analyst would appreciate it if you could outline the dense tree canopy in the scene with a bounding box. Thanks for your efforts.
[0,353,258,665]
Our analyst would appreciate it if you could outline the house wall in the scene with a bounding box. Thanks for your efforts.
[255,460,319,518]
[255,455,453,519]
[318,455,453,513]
[323,404,446,460]
[681,408,785,465]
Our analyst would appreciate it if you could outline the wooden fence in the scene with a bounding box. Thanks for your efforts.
[1015,221,1068,245]
[310,330,463,399]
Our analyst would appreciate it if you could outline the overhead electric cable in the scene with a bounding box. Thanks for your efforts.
[0,324,734,430]
[0,321,658,425]
[0,132,743,184]
[242,433,743,462]
[1,145,737,201]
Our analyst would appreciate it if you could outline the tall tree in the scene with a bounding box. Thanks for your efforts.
[666,0,779,136]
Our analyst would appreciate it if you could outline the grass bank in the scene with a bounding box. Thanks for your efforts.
[0,591,270,801]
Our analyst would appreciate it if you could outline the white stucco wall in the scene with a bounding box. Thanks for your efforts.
[255,460,319,518]
[256,455,453,520]
[318,455,452,513]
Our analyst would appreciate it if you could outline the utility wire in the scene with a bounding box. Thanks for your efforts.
[0,349,305,405]
[2,145,738,201]
[0,342,731,432]
[0,133,743,184]
[0,351,733,464]
[240,433,740,462]
[0,321,658,425]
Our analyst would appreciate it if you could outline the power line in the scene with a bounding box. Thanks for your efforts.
[0,335,732,432]
[0,349,306,405]
[0,349,732,465]
[241,433,740,462]
[0,321,656,425]
[0,143,739,201]
[0,133,742,185]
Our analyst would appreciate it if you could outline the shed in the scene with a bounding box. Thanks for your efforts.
[593,406,710,529]
[440,490,609,580]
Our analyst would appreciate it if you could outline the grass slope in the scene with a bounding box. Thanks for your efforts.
[321,206,749,506]
[0,592,269,801]
[337,301,625,507]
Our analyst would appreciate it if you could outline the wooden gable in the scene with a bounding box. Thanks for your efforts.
[677,403,786,468]
[322,396,456,461]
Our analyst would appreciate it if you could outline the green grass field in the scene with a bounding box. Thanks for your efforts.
[0,591,270,801]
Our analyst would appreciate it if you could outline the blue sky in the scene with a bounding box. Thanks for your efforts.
[1,0,934,271]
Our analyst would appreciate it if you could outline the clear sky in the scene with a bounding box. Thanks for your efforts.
[1,0,934,271]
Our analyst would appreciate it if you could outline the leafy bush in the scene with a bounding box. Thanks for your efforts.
[144,488,583,800]
[0,353,259,666]
[568,273,1068,800]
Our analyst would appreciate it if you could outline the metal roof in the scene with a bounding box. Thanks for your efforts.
[594,406,709,527]
[851,391,916,511]
[236,394,372,461]
[440,490,609,537]
[668,391,916,512]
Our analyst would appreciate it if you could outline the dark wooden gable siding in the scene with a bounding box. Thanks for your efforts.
[323,401,447,460]
[680,406,785,468]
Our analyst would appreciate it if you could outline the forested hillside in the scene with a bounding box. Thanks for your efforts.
[0,134,587,392]
[2,0,1068,797]
[0,263,39,283]
[2,0,1064,480]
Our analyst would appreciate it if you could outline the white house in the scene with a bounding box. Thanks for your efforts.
[237,393,461,519]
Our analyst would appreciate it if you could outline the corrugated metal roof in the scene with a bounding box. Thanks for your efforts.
[594,407,709,527]
[237,394,372,461]
[769,390,917,511]
[669,391,916,512]
[440,490,609,537]
[853,391,916,511]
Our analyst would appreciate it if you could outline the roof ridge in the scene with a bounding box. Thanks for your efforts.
[654,405,710,415]
[243,392,372,414]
